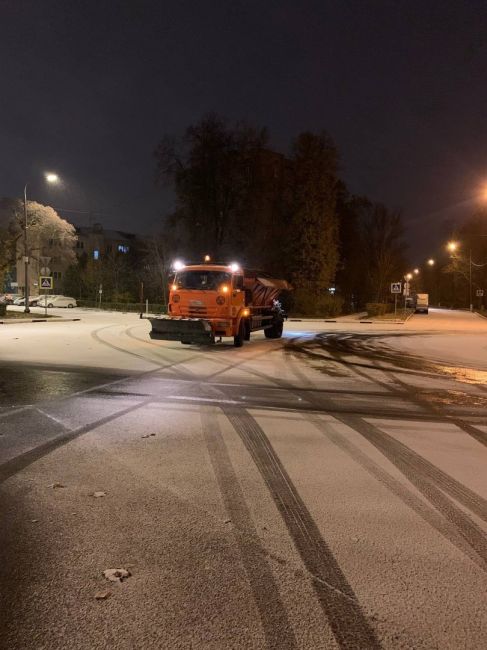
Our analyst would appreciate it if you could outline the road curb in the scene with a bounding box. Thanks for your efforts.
[0,318,81,325]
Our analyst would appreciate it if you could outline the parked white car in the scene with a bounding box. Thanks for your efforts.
[37,295,77,308]
[13,296,40,306]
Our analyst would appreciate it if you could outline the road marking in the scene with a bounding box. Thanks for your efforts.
[167,395,241,405]
[0,406,32,419]
[36,408,73,430]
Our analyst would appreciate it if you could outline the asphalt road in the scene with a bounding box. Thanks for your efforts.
[0,308,486,649]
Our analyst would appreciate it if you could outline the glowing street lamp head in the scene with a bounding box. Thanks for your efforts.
[45,172,59,183]
[477,181,487,202]
[229,262,240,273]
[413,268,419,275]
[447,241,458,253]
[405,273,413,281]
[427,258,435,266]
[204,254,211,262]
[172,259,185,271]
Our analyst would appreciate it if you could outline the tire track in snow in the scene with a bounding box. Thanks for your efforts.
[201,410,298,649]
[223,406,382,650]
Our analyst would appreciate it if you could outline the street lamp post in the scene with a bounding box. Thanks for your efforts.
[23,184,30,313]
[22,173,59,313]
[469,248,472,312]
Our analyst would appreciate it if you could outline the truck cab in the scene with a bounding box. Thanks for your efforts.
[168,264,247,339]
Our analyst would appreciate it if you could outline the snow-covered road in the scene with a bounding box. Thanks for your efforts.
[0,308,486,649]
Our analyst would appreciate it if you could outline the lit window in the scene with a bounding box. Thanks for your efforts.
[118,244,129,253]
[93,250,99,260]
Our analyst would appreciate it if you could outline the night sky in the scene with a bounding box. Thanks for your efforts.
[2,0,487,263]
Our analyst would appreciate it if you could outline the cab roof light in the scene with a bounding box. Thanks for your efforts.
[172,260,185,271]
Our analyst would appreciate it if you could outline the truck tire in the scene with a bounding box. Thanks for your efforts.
[234,319,245,347]
[264,319,283,339]
[244,319,251,341]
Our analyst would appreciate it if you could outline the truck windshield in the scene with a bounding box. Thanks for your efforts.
[174,270,231,291]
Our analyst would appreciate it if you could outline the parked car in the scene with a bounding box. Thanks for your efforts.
[0,293,23,304]
[37,295,77,308]
[36,294,58,307]
[13,296,40,306]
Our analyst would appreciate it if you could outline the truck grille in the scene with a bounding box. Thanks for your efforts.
[179,302,221,318]
[187,306,207,317]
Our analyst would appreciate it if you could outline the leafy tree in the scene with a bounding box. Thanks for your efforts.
[286,131,339,313]
[0,221,18,290]
[65,247,143,304]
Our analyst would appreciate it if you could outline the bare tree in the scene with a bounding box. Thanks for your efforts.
[363,203,406,303]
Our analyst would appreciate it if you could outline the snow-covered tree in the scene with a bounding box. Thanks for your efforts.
[0,198,77,285]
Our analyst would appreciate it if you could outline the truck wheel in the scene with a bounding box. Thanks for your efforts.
[265,320,283,339]
[234,320,245,347]
[244,319,251,341]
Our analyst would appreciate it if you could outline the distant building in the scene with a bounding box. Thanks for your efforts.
[12,221,138,295]
[74,222,137,262]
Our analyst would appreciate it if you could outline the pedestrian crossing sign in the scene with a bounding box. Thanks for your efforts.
[391,282,401,294]
[39,276,53,289]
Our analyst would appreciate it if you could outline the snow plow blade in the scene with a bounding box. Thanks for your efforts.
[148,317,215,345]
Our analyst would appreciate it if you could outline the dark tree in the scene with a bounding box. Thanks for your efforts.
[154,114,267,260]
[286,131,339,313]
[335,184,372,311]
[362,203,407,303]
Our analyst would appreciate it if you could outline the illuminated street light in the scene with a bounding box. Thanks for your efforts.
[405,273,413,281]
[204,254,211,262]
[427,258,435,266]
[447,241,458,253]
[172,260,185,271]
[229,262,240,272]
[23,172,62,313]
[413,268,419,275]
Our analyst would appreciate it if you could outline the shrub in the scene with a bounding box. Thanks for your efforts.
[365,302,393,316]
[290,289,344,317]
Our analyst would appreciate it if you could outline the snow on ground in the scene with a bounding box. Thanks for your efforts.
[2,306,486,371]
[384,308,487,370]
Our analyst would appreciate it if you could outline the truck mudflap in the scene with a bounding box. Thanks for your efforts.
[148,316,215,345]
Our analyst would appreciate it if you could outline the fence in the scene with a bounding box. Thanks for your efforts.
[77,299,167,314]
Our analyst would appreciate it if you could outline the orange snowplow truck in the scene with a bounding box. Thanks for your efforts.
[147,263,291,346]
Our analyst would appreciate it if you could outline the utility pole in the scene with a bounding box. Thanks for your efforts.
[23,184,30,313]
[469,247,473,312]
